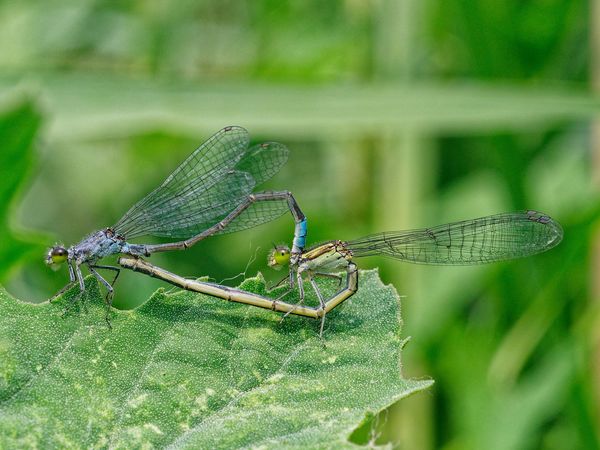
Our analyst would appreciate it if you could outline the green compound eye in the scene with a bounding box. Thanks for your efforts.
[47,246,68,265]
[268,245,291,269]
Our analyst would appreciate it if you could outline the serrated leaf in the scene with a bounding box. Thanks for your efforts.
[0,270,431,448]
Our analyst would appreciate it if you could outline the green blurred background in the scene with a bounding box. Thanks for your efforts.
[1,1,599,448]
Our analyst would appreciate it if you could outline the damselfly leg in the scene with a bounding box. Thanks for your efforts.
[89,265,121,328]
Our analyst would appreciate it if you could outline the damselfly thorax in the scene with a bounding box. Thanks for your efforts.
[297,241,353,274]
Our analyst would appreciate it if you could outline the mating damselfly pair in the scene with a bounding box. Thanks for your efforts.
[46,126,563,336]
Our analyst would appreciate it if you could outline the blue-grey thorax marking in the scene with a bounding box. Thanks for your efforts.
[70,229,126,264]
[70,228,150,263]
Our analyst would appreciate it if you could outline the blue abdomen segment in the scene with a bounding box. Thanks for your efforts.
[293,218,308,251]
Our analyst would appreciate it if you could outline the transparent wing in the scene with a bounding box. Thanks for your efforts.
[113,126,249,238]
[214,196,292,236]
[236,142,288,186]
[347,211,563,265]
[128,171,255,238]
[113,128,290,239]
[210,142,292,235]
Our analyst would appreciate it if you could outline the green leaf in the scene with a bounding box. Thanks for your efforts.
[0,270,431,448]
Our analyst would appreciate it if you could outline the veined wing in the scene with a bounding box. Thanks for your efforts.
[137,142,291,238]
[212,141,293,235]
[113,127,289,239]
[212,194,293,236]
[347,211,563,265]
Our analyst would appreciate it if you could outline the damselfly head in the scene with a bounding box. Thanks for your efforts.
[46,245,68,270]
[268,245,291,270]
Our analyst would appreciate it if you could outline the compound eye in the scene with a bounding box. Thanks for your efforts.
[49,247,68,264]
[268,245,291,268]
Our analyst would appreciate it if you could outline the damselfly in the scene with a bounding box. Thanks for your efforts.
[268,210,563,336]
[46,126,308,325]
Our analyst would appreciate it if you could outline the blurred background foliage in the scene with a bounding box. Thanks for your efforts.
[0,0,599,449]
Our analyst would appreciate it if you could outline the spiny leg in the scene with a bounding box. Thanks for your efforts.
[60,263,86,317]
[308,275,328,338]
[266,269,297,303]
[322,263,359,315]
[268,272,292,291]
[92,264,121,287]
[270,274,294,315]
[89,265,120,329]
[74,263,88,313]
[90,264,121,300]
[280,269,306,321]
[49,261,77,303]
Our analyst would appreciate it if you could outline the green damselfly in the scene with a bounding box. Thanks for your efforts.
[268,210,563,336]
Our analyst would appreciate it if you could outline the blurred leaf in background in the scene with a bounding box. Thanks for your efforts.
[0,94,52,287]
